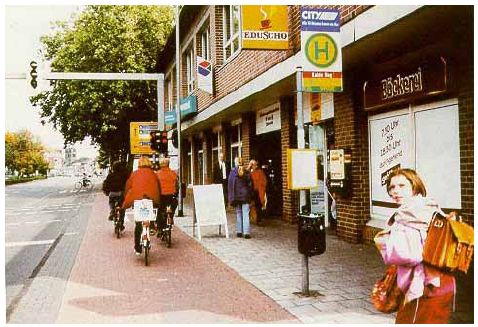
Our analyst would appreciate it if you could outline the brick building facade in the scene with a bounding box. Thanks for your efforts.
[158,5,473,243]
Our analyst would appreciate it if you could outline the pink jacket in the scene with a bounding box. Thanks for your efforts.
[375,196,453,303]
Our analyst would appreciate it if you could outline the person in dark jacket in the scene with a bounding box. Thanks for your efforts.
[213,152,230,208]
[102,161,130,229]
[228,157,253,239]
[121,156,161,255]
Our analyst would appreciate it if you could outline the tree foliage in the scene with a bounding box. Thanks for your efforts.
[5,131,50,177]
[30,5,174,160]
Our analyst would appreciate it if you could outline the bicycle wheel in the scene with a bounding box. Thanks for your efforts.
[115,223,120,239]
[144,244,149,266]
[86,180,93,191]
[166,227,172,248]
[74,181,82,191]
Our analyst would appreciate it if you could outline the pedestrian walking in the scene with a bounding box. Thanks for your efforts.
[121,156,161,255]
[375,168,455,324]
[228,157,252,239]
[155,157,178,237]
[102,161,130,230]
[248,159,267,225]
[213,152,230,208]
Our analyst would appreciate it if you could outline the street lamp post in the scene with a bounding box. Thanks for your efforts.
[175,5,183,217]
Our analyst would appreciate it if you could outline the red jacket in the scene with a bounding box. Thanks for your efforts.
[121,167,161,209]
[251,168,267,206]
[156,167,177,195]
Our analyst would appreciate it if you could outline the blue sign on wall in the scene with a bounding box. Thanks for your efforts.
[300,8,340,32]
[165,95,197,125]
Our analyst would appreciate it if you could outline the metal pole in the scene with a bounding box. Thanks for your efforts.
[175,5,183,217]
[296,66,309,295]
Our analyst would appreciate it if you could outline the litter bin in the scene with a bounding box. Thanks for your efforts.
[298,213,326,256]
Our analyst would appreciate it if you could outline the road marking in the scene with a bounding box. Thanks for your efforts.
[59,190,68,194]
[64,232,79,236]
[25,221,40,224]
[5,239,55,248]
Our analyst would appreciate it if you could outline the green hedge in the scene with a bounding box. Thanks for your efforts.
[5,176,47,185]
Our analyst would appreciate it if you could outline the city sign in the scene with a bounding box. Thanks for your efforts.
[241,5,289,50]
[300,8,343,92]
[130,122,158,155]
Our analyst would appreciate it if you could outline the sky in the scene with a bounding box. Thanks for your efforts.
[4,5,98,158]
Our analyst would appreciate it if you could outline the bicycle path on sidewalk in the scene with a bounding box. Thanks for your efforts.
[54,193,298,323]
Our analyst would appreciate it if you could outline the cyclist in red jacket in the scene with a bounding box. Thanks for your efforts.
[155,157,178,237]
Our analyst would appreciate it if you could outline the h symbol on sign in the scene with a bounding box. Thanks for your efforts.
[314,41,329,60]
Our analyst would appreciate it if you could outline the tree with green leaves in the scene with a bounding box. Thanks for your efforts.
[5,130,50,177]
[30,5,174,162]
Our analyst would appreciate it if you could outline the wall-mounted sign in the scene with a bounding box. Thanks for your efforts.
[329,149,345,180]
[241,5,289,50]
[300,8,343,92]
[363,57,447,111]
[256,102,281,135]
[197,56,213,94]
[130,122,158,155]
[165,95,198,125]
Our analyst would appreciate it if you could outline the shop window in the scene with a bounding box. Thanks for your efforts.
[185,46,195,94]
[223,5,241,62]
[212,130,222,168]
[197,149,204,185]
[230,123,242,164]
[186,141,193,185]
[368,99,461,222]
[199,24,210,60]
[166,70,174,112]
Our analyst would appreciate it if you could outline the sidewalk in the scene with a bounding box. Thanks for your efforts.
[175,202,474,324]
[55,194,298,323]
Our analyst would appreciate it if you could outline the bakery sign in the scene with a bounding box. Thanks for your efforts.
[363,57,447,111]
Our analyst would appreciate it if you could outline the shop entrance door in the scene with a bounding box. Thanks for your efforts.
[252,130,282,218]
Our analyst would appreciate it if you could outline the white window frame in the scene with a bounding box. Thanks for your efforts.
[212,130,222,168]
[186,46,195,94]
[223,5,241,62]
[200,25,210,60]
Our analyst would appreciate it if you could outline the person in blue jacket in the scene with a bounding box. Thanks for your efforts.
[228,157,253,239]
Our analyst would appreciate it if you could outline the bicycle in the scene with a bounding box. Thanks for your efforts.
[158,205,173,248]
[133,199,157,266]
[74,176,93,192]
[111,197,124,239]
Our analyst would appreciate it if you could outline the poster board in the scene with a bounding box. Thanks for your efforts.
[192,184,229,240]
[287,149,318,190]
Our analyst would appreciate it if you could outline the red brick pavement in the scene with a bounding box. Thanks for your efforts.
[57,194,298,323]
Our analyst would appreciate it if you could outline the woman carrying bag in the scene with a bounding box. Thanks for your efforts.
[374,168,456,324]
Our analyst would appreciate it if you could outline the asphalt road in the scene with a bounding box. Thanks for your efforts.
[5,176,99,322]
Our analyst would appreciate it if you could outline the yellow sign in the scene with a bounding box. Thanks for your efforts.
[241,5,289,50]
[303,71,343,92]
[310,93,321,124]
[305,33,338,68]
[130,122,157,155]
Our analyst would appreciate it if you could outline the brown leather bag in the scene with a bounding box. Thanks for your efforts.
[423,212,474,274]
[371,265,404,313]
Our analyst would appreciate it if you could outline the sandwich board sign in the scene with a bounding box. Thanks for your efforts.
[192,184,229,240]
